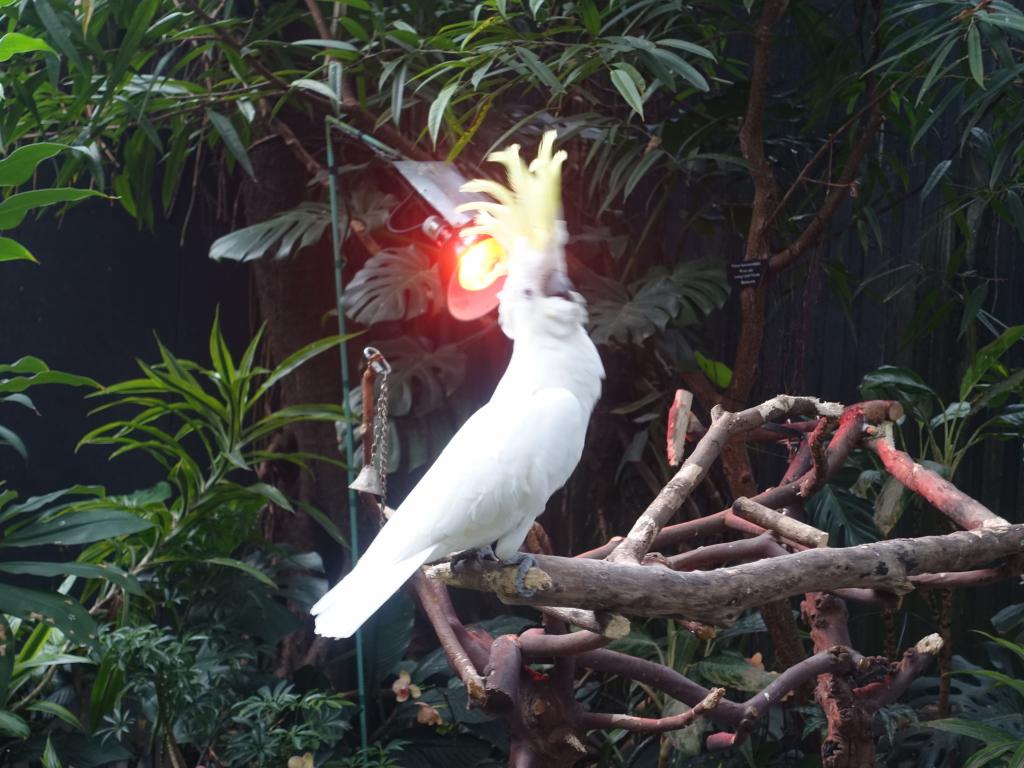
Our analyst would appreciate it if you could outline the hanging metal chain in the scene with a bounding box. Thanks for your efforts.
[364,347,391,511]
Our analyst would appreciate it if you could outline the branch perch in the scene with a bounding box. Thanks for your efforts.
[429,524,1024,625]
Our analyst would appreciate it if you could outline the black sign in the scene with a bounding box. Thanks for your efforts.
[728,260,766,287]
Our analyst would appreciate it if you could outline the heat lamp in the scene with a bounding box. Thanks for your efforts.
[393,161,508,321]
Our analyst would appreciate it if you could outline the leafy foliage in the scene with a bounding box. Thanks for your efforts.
[583,257,729,345]
[221,682,352,767]
[860,325,1024,477]
[0,357,96,460]
[343,246,443,325]
[209,203,331,263]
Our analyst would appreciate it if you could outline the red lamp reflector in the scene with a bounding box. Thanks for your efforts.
[446,235,508,321]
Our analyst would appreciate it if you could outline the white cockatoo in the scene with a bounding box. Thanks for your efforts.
[312,131,604,639]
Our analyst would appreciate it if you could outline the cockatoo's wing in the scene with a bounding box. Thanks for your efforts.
[311,385,590,638]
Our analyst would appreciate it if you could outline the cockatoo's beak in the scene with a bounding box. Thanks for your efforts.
[542,269,574,300]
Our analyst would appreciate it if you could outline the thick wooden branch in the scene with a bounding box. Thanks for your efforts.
[732,497,829,548]
[519,628,610,658]
[802,593,875,768]
[428,524,1024,625]
[608,396,842,564]
[857,633,943,710]
[579,688,725,734]
[409,573,486,701]
[869,430,1009,530]
[768,100,885,272]
[667,532,787,570]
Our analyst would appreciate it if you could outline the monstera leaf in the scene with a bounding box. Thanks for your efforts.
[672,257,731,323]
[208,202,330,262]
[583,258,729,345]
[343,246,443,325]
[587,277,678,345]
[377,336,467,417]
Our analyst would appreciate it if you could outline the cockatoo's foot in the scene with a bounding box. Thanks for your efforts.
[451,546,499,571]
[506,552,537,598]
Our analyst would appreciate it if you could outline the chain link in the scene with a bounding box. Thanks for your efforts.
[363,347,391,513]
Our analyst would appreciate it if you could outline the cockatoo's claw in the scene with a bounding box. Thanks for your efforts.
[509,553,537,598]
[451,546,499,572]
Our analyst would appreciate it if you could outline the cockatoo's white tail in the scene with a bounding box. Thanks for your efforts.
[311,530,435,638]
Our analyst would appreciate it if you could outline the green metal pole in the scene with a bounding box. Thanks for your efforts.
[325,121,369,757]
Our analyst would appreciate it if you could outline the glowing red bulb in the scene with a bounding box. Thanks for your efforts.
[446,234,507,321]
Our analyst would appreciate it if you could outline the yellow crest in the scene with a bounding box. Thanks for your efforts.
[456,130,568,255]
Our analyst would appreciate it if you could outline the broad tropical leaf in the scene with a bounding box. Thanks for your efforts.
[343,246,442,325]
[376,336,467,417]
[208,203,330,262]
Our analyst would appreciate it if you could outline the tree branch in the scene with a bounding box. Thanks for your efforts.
[608,395,842,564]
[868,427,1009,530]
[579,688,725,733]
[428,524,1024,625]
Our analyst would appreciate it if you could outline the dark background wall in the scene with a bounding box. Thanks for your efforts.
[0,202,248,497]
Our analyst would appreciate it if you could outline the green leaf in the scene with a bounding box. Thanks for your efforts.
[89,653,124,726]
[0,561,142,594]
[928,400,971,429]
[208,203,329,262]
[293,38,359,55]
[0,616,12,702]
[650,48,709,91]
[0,188,106,230]
[515,46,562,92]
[579,0,600,34]
[0,425,28,460]
[860,365,937,423]
[960,325,1024,400]
[296,501,347,547]
[0,32,56,62]
[0,143,65,187]
[959,282,989,339]
[207,111,255,179]
[254,334,356,403]
[965,741,1016,768]
[693,652,778,692]
[291,78,340,108]
[926,717,1016,743]
[2,510,153,548]
[0,710,29,739]
[922,159,952,199]
[205,557,276,587]
[42,737,63,768]
[807,484,878,547]
[245,483,293,512]
[428,80,459,146]
[657,38,716,61]
[696,351,732,388]
[0,585,97,647]
[967,24,984,87]
[1002,190,1024,241]
[15,653,91,671]
[916,34,958,105]
[0,238,37,264]
[1,485,104,519]
[390,62,407,124]
[373,336,466,417]
[343,246,442,325]
[28,701,84,732]
[610,66,645,117]
[32,0,85,70]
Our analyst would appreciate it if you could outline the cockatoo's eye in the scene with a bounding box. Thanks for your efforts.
[522,288,535,298]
